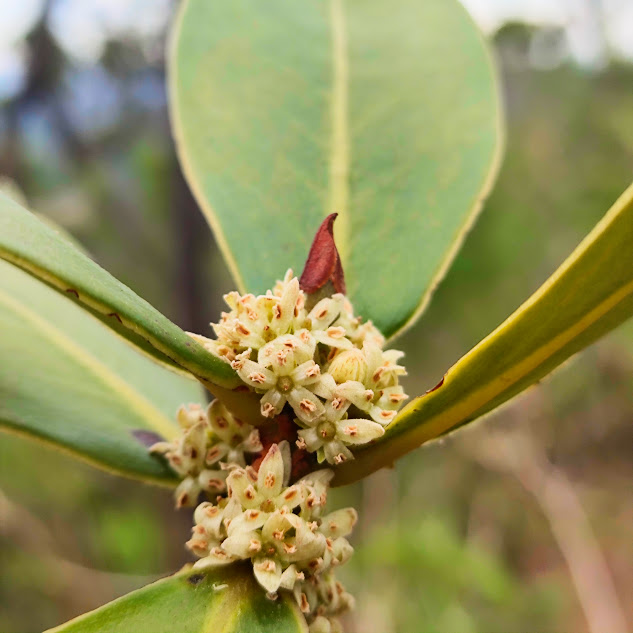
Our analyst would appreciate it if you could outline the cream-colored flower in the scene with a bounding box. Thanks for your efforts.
[189,270,408,464]
[295,572,355,632]
[296,388,385,465]
[322,342,408,426]
[185,496,242,566]
[150,401,261,507]
[231,336,325,423]
[205,399,262,466]
[205,270,306,360]
[187,442,357,615]
[225,510,325,594]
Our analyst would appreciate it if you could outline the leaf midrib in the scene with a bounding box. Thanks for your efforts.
[328,0,351,262]
[0,286,177,440]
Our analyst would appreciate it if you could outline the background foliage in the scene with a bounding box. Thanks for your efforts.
[0,3,632,633]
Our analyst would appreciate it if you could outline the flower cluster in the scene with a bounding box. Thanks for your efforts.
[187,441,355,632]
[150,400,262,507]
[193,270,408,464]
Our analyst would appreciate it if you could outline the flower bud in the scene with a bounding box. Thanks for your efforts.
[327,349,368,384]
[176,403,206,429]
[309,616,332,633]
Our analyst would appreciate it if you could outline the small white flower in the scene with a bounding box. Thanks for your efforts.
[231,339,325,424]
[150,401,261,507]
[294,572,353,631]
[197,270,408,456]
[325,342,408,425]
[205,270,307,358]
[206,399,262,466]
[186,496,241,565]
[226,442,304,512]
[295,469,333,520]
[296,385,385,464]
[186,442,356,614]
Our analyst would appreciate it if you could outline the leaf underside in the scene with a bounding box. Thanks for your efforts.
[170,0,502,339]
[45,565,307,633]
[0,192,239,389]
[0,259,205,485]
[334,181,633,485]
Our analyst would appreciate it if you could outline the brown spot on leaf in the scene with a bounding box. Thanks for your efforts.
[299,213,346,295]
[131,429,165,447]
[427,377,445,393]
[108,312,123,324]
[187,573,205,586]
[65,288,79,298]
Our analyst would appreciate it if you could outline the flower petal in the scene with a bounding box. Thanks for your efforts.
[323,441,353,465]
[222,530,262,558]
[193,547,235,568]
[324,396,351,422]
[368,405,397,426]
[234,359,276,390]
[198,469,228,494]
[227,468,261,509]
[291,360,321,386]
[320,508,357,538]
[313,329,353,350]
[260,388,286,418]
[279,564,304,591]
[307,297,341,330]
[241,428,263,453]
[227,508,268,536]
[275,483,306,510]
[176,403,206,429]
[337,418,384,444]
[272,276,300,334]
[175,477,200,508]
[311,373,337,400]
[335,381,373,411]
[297,427,322,451]
[253,556,283,593]
[376,385,408,410]
[257,443,286,498]
[288,387,325,424]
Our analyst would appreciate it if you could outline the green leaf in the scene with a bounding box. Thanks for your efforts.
[169,0,502,338]
[45,565,307,633]
[334,181,633,485]
[0,259,204,485]
[0,192,239,389]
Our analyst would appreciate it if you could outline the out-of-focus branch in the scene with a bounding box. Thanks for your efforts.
[353,469,399,633]
[467,428,628,633]
[0,489,157,611]
[170,158,210,333]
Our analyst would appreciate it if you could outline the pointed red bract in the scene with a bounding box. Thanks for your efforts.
[299,213,346,294]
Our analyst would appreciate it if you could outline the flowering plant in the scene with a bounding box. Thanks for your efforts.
[1,0,632,631]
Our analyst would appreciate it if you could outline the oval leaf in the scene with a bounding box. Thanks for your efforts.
[0,192,239,388]
[45,565,307,633]
[169,0,502,338]
[334,181,633,485]
[0,259,204,484]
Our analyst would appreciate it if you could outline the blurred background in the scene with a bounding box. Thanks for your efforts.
[1,1,632,631]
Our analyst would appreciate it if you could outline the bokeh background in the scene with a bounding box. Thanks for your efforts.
[1,1,632,631]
